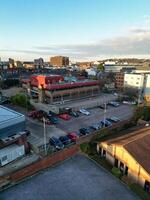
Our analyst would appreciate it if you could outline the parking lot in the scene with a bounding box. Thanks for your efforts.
[56,104,133,133]
[0,155,139,200]
[6,103,134,151]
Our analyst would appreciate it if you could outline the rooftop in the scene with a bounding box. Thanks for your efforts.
[103,127,150,174]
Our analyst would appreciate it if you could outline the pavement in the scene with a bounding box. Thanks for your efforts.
[0,154,139,200]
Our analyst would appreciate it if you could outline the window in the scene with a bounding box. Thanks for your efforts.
[125,166,128,175]
[136,82,139,85]
[102,149,106,157]
[114,158,118,168]
[1,155,7,162]
[144,181,150,192]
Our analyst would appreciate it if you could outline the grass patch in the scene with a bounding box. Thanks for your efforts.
[129,183,150,200]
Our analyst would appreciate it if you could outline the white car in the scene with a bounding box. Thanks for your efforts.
[79,108,90,116]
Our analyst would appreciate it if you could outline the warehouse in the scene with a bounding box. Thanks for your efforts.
[0,106,25,139]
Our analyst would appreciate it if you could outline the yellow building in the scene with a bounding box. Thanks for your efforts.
[97,127,150,191]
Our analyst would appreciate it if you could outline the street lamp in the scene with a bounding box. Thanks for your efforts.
[43,117,47,155]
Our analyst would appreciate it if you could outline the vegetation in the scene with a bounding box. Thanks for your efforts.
[132,106,150,123]
[97,63,105,71]
[129,183,150,200]
[111,167,122,179]
[10,93,32,109]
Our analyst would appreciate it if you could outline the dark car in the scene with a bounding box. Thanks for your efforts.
[59,136,71,145]
[100,119,112,127]
[79,128,90,135]
[49,137,64,150]
[70,111,79,117]
[48,115,59,124]
[90,123,101,130]
[108,101,120,107]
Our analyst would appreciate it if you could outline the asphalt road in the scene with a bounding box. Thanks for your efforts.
[0,155,139,200]
[56,104,133,133]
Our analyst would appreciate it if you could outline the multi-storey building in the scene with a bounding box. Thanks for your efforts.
[50,56,69,67]
[115,72,124,90]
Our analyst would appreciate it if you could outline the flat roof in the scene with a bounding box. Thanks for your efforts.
[0,106,25,129]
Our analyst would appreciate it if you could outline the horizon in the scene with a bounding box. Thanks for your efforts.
[0,0,150,61]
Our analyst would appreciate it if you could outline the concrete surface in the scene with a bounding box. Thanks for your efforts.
[0,154,139,200]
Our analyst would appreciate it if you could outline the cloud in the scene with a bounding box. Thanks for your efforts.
[1,21,150,61]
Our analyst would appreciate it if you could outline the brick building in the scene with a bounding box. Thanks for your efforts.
[22,74,100,103]
[50,56,69,67]
[115,72,124,90]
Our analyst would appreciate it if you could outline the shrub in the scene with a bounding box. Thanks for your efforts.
[111,167,122,179]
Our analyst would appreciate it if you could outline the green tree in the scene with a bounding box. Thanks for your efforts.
[97,63,104,71]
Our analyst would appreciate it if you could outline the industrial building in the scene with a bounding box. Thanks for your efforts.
[0,106,29,166]
[50,56,69,67]
[22,74,100,103]
[0,106,25,139]
[97,127,150,191]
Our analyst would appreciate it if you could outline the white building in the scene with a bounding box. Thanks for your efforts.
[124,73,150,102]
[124,73,145,89]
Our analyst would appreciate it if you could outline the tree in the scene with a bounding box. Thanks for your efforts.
[97,63,104,71]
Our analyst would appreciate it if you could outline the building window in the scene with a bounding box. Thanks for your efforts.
[102,149,106,157]
[136,82,139,85]
[1,155,7,162]
[125,166,128,175]
[114,158,118,168]
[144,181,150,192]
[119,162,124,172]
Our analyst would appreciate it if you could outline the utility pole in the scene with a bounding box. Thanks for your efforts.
[43,117,47,155]
[103,102,107,127]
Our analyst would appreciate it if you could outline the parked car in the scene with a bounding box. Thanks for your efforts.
[58,114,71,120]
[108,101,120,107]
[48,115,59,124]
[49,137,64,150]
[70,111,79,117]
[59,136,71,145]
[67,132,78,142]
[79,128,90,135]
[79,108,90,116]
[90,123,101,130]
[109,116,120,123]
[100,119,112,127]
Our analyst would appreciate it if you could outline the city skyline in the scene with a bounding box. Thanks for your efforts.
[0,0,150,61]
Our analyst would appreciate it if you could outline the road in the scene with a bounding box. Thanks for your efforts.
[0,155,139,200]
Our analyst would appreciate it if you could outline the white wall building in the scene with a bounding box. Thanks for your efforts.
[124,73,145,89]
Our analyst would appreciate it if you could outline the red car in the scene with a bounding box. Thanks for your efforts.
[27,111,36,117]
[58,114,71,121]
[67,132,78,142]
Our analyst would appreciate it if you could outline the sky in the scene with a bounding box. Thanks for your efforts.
[0,0,150,61]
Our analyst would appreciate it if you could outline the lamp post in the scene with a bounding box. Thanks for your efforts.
[43,117,47,155]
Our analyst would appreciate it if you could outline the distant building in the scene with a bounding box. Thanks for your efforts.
[115,72,124,90]
[104,62,137,73]
[97,127,150,191]
[23,61,35,69]
[9,58,15,68]
[34,58,44,68]
[50,56,69,67]
[14,61,23,68]
[76,62,92,70]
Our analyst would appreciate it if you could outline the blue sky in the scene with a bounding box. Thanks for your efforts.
[0,0,150,61]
